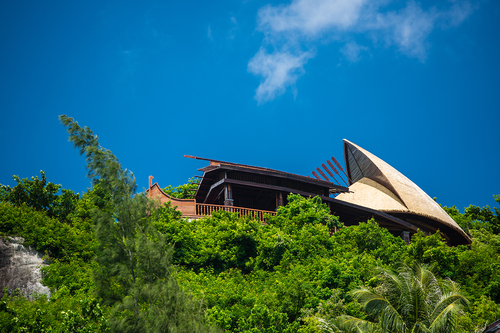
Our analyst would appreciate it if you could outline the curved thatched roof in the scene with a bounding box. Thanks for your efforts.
[335,139,471,245]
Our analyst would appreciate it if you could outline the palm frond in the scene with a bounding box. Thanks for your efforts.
[352,288,406,332]
[351,264,469,333]
[335,315,381,333]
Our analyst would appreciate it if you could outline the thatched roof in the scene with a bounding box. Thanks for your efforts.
[336,139,471,245]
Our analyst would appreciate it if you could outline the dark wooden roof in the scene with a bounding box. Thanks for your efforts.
[484,318,500,333]
[186,155,349,193]
[323,196,420,233]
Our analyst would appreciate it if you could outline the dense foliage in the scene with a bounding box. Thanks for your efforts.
[0,118,499,332]
[443,195,500,236]
[332,264,469,333]
[163,178,200,199]
[0,171,80,222]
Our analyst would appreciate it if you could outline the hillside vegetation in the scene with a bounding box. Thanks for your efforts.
[0,116,499,332]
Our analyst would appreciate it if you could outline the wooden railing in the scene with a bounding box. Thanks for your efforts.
[196,203,276,221]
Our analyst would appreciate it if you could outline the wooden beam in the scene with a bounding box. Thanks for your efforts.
[223,178,325,199]
[203,178,225,203]
[323,197,420,232]
[201,164,349,192]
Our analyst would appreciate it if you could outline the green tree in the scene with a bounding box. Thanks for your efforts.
[456,228,500,303]
[60,115,219,333]
[332,220,406,266]
[0,171,79,221]
[405,231,461,279]
[332,264,469,333]
[443,195,500,234]
[268,194,339,232]
[464,195,500,234]
[0,202,95,262]
[163,177,200,199]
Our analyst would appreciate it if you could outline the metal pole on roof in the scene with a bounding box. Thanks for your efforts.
[321,163,339,185]
[331,157,351,185]
[327,159,349,186]
[316,167,330,182]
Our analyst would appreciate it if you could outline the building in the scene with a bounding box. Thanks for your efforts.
[484,319,500,333]
[148,139,471,246]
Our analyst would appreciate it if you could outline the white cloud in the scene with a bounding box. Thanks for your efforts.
[375,2,438,61]
[257,0,367,36]
[249,0,476,103]
[248,47,314,104]
[445,1,475,27]
[228,16,238,40]
[341,41,368,62]
[207,25,213,41]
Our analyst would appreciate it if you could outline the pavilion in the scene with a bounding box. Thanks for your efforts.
[147,140,471,246]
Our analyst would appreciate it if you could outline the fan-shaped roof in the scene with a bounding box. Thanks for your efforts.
[336,139,471,245]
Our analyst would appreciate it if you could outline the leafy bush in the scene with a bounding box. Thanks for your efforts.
[0,202,95,262]
[0,171,79,222]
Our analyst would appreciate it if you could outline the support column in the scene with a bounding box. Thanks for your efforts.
[224,183,233,206]
[401,231,410,245]
[278,192,284,207]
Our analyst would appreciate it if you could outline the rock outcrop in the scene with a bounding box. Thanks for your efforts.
[0,237,50,299]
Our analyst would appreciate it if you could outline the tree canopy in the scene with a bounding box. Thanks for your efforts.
[0,117,499,332]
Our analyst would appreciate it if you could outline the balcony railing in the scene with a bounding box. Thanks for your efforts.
[196,203,276,221]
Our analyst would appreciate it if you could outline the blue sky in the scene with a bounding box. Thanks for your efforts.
[1,0,499,212]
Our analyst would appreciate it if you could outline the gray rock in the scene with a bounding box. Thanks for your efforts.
[0,236,51,299]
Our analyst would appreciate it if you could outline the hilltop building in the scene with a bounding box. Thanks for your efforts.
[148,140,471,246]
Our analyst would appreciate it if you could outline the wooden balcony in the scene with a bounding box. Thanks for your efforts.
[147,182,276,221]
[196,203,276,221]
